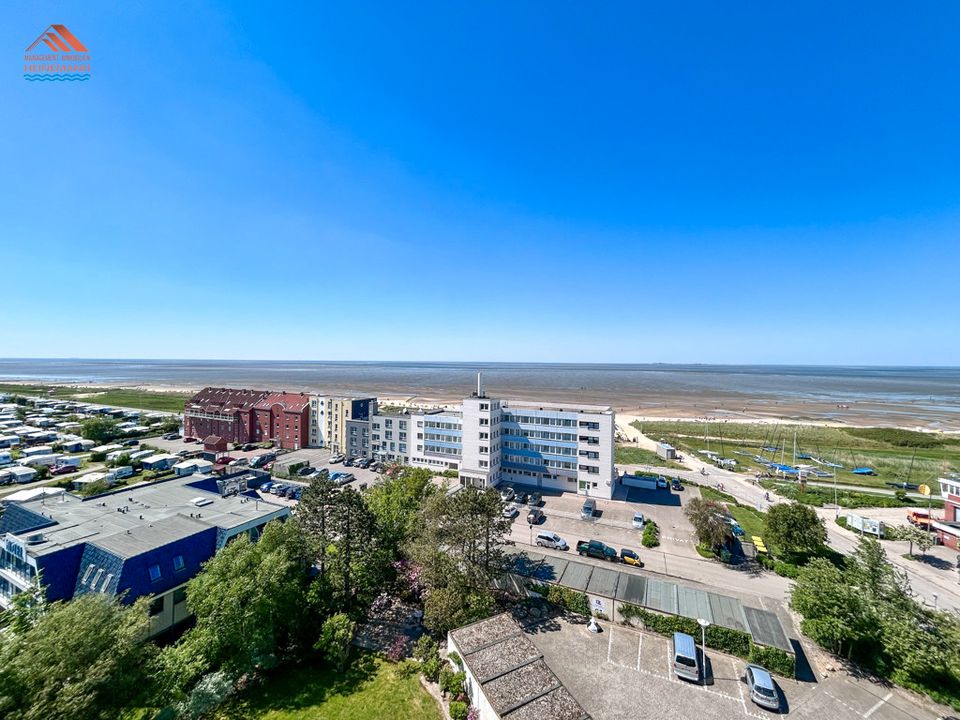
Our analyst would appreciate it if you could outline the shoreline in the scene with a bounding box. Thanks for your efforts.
[2,379,958,432]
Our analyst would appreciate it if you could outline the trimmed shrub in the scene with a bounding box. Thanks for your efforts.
[748,645,796,678]
[449,701,469,720]
[618,604,751,659]
[413,635,439,663]
[642,521,660,548]
[421,656,443,683]
[448,650,463,670]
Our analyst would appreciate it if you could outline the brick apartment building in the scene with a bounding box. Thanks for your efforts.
[183,388,309,450]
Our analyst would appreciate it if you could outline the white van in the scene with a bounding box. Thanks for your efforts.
[672,632,700,682]
[535,531,568,550]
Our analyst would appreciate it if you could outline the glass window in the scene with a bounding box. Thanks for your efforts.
[149,596,164,616]
[173,587,188,604]
[173,555,185,572]
[149,564,162,582]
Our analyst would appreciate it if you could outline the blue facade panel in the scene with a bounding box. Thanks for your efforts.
[35,544,85,602]
[114,527,218,603]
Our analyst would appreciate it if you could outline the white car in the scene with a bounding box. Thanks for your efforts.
[499,486,515,502]
[632,512,646,529]
[656,476,668,489]
[502,503,519,519]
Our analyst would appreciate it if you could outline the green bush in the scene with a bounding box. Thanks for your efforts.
[89,452,106,462]
[448,650,462,670]
[421,656,443,683]
[528,582,590,616]
[749,645,796,677]
[449,700,469,720]
[772,560,800,579]
[414,635,439,663]
[618,604,751,659]
[642,521,660,548]
[439,665,454,695]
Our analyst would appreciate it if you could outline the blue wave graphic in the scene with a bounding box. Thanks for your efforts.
[24,73,91,81]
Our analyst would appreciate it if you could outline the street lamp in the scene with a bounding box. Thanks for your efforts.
[697,617,711,651]
[933,593,939,611]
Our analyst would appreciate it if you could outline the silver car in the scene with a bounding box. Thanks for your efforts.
[745,665,779,711]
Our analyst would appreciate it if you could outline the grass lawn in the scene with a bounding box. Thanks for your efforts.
[614,445,686,469]
[634,420,960,491]
[0,383,189,413]
[214,653,442,720]
[700,487,769,544]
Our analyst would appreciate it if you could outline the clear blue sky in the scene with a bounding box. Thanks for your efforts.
[3,2,959,364]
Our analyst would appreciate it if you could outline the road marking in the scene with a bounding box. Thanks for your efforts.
[863,691,893,719]
[606,627,613,665]
[637,631,643,671]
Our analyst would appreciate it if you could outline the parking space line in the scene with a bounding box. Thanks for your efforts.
[607,627,613,665]
[863,691,893,719]
[636,631,643,671]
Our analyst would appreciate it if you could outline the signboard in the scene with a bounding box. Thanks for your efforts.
[918,484,931,497]
[845,513,883,537]
[4,533,26,561]
[591,597,607,616]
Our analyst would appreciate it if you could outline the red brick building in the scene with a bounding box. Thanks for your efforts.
[934,476,960,550]
[252,392,310,450]
[183,387,310,450]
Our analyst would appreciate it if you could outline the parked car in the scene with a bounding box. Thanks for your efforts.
[535,531,568,550]
[329,454,345,464]
[672,632,700,682]
[50,464,76,476]
[162,433,181,440]
[358,458,372,468]
[260,481,274,493]
[632,512,646,529]
[576,539,617,561]
[241,443,256,451]
[292,488,303,501]
[620,548,643,567]
[499,485,515,502]
[580,498,596,520]
[887,481,919,491]
[263,461,274,471]
[656,476,668,489]
[744,665,780,710]
[516,491,529,505]
[527,492,542,507]
[297,466,314,476]
[336,472,355,485]
[502,504,520,519]
[217,456,237,465]
[671,478,684,491]
[344,457,356,467]
[184,437,198,444]
[526,508,544,524]
[228,458,248,467]
[122,439,140,447]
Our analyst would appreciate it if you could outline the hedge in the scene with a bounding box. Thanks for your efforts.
[617,603,794,677]
[642,521,660,548]
[527,582,590,616]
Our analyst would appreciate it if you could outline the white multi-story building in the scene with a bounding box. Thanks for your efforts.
[308,395,376,451]
[403,375,615,498]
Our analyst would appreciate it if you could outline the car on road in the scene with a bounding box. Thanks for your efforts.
[499,486,515,502]
[535,531,568,550]
[580,499,596,520]
[632,511,645,529]
[502,503,520,519]
[329,454,345,464]
[526,508,544,524]
[576,539,618,561]
[887,481,919,491]
[671,478,684,491]
[744,665,780,710]
[620,548,643,567]
[656,476,668,489]
[527,492,541,507]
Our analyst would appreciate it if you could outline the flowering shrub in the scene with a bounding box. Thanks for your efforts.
[386,635,407,662]
[393,560,425,600]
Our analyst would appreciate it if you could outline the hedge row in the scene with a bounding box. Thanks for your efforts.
[617,603,795,677]
[642,521,660,548]
[527,582,590,616]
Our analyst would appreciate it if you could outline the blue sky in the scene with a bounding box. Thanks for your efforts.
[3,2,959,364]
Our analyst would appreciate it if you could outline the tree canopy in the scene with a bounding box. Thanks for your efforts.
[765,502,827,555]
[684,497,733,550]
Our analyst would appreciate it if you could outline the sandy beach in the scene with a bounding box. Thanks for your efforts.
[6,378,958,431]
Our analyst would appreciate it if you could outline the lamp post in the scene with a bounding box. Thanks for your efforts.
[933,593,939,611]
[697,617,710,651]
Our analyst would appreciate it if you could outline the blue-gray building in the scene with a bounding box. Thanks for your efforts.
[0,470,290,635]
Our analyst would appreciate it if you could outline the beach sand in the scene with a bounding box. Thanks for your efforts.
[7,379,957,431]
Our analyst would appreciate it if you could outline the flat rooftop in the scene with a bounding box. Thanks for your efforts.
[451,613,589,720]
[502,400,613,415]
[4,473,287,557]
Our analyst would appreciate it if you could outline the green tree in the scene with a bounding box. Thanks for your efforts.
[365,466,436,555]
[0,594,154,720]
[894,524,934,557]
[684,498,733,550]
[765,502,827,555]
[158,519,311,696]
[297,475,339,576]
[80,417,120,444]
[316,613,356,672]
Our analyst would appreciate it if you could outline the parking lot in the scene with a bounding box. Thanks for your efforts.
[524,615,944,720]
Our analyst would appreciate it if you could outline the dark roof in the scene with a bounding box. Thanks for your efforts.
[185,387,271,414]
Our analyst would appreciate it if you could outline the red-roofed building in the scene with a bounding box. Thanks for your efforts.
[253,392,310,450]
[183,388,270,446]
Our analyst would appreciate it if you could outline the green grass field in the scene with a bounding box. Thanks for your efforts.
[614,445,686,469]
[0,383,188,413]
[634,420,959,490]
[213,654,442,720]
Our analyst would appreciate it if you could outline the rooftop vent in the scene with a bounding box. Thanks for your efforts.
[191,497,214,507]
[25,533,45,545]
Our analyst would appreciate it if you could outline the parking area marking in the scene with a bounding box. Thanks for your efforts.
[824,689,865,716]
[636,629,643,670]
[863,691,893,719]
